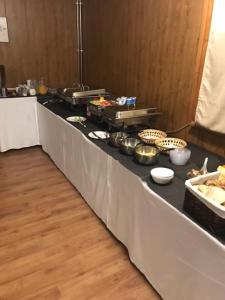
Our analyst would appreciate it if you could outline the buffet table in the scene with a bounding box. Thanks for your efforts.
[37,100,225,300]
[1,96,225,300]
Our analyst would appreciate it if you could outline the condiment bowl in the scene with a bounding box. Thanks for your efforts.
[120,138,141,155]
[150,167,174,184]
[169,148,191,165]
[134,145,159,165]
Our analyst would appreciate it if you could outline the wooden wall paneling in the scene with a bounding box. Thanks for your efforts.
[23,0,49,84]
[0,0,5,16]
[0,0,77,88]
[187,127,225,158]
[43,0,77,88]
[3,0,28,86]
[83,0,205,117]
[83,0,224,157]
[61,0,78,87]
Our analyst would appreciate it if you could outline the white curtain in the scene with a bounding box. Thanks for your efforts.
[195,0,225,134]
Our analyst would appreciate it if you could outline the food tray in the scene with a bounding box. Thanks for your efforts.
[103,106,157,120]
[184,171,225,234]
[185,171,225,218]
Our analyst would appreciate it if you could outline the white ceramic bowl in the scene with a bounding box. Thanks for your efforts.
[169,148,191,165]
[150,167,174,184]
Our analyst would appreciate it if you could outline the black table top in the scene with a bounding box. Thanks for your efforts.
[38,98,225,244]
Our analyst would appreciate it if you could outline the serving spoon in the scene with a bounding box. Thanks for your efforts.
[77,120,86,127]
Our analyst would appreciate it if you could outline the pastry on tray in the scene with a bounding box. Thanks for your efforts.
[197,185,225,205]
[195,173,225,206]
[205,172,225,190]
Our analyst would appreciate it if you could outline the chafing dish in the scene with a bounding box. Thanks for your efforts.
[57,88,109,105]
[102,105,162,128]
[88,98,115,119]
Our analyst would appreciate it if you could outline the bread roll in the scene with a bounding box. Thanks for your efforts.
[197,185,225,204]
[205,186,225,204]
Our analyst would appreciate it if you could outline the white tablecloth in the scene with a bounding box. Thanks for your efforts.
[0,97,39,152]
[37,103,225,300]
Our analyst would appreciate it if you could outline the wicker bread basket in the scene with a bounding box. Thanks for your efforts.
[184,189,225,235]
[138,129,167,145]
[155,137,187,152]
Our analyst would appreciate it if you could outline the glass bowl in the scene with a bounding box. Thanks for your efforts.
[169,148,191,165]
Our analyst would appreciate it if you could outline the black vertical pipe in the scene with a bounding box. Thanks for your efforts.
[0,65,6,88]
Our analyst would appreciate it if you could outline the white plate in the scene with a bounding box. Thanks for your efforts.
[88,131,110,140]
[66,116,87,123]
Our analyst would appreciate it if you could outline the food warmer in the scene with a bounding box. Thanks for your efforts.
[57,88,109,105]
[102,104,161,129]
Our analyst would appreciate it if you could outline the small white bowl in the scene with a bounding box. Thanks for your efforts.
[150,167,174,184]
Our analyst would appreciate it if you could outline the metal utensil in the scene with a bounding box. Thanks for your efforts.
[120,138,141,155]
[92,131,102,139]
[77,120,86,127]
[109,132,129,147]
[134,145,159,165]
[90,131,109,143]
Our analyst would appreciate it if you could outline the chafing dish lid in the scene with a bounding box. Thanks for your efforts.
[103,105,158,119]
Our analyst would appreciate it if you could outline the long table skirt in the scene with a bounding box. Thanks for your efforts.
[38,103,225,300]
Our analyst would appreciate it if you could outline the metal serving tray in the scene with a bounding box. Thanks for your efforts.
[72,89,106,98]
[102,105,161,128]
[57,88,108,105]
[103,106,157,120]
[116,108,157,119]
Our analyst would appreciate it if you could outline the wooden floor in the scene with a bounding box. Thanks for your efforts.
[0,147,161,300]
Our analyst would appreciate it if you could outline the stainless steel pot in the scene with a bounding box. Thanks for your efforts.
[109,132,129,147]
[134,144,159,165]
[120,138,141,155]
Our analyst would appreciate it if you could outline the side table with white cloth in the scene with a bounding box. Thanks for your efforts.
[0,97,39,152]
